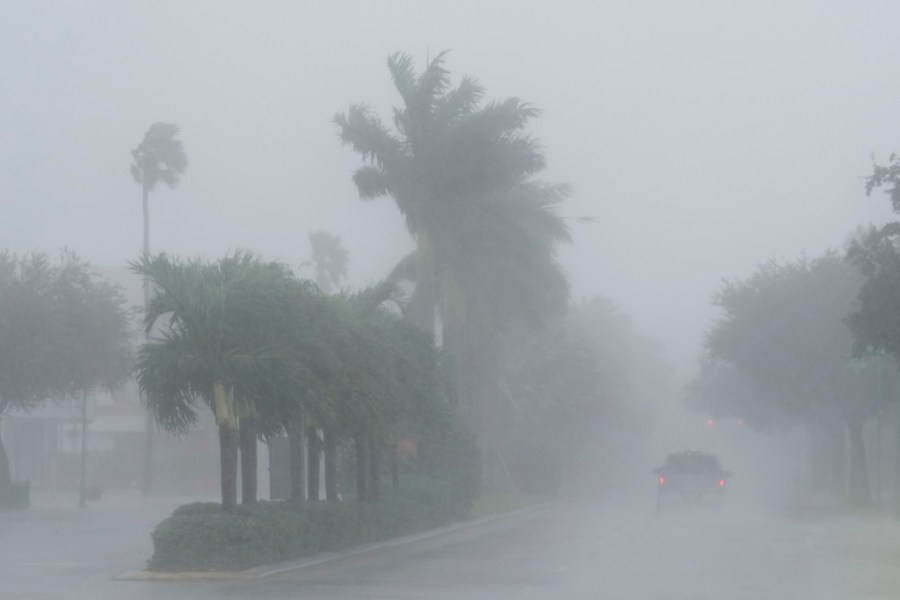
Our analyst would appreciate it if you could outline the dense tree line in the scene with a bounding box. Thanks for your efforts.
[690,254,877,505]
[688,154,900,508]
[132,251,467,511]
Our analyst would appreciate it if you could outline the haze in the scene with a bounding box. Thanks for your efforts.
[4,2,900,599]
[4,1,899,380]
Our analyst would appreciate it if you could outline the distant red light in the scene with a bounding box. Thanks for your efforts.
[658,476,665,486]
[706,418,715,427]
[719,479,726,487]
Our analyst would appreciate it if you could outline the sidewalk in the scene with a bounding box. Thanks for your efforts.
[0,490,206,598]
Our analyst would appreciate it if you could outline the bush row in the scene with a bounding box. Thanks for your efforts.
[149,476,472,571]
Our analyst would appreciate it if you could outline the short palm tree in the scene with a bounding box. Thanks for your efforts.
[132,252,295,511]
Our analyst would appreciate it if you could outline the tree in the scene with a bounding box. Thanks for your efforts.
[704,253,873,506]
[304,231,349,294]
[132,252,296,511]
[336,53,571,478]
[130,122,188,494]
[300,230,350,498]
[865,153,900,212]
[501,297,671,493]
[334,51,549,335]
[0,251,131,505]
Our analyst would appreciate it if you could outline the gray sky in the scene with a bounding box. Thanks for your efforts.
[3,0,900,380]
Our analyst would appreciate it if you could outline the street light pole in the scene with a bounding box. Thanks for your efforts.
[78,391,88,509]
[875,355,883,508]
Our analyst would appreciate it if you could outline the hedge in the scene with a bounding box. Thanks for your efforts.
[148,476,474,571]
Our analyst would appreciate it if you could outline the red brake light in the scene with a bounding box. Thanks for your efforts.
[719,479,725,487]
[658,476,665,486]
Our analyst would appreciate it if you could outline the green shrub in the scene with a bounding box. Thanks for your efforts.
[171,502,222,517]
[416,422,482,516]
[149,476,474,571]
[149,501,307,571]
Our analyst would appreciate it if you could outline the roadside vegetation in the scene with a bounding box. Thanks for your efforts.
[687,155,900,509]
[138,53,636,571]
[0,52,669,569]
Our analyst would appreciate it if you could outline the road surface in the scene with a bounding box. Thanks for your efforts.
[2,492,900,599]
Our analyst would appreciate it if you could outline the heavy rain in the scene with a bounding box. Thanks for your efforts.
[2,2,900,599]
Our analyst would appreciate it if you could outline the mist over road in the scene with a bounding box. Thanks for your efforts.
[241,499,900,600]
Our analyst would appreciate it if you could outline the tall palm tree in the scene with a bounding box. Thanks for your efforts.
[336,54,571,479]
[335,52,545,335]
[130,122,187,494]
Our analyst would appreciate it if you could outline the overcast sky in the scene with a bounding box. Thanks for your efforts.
[3,1,900,380]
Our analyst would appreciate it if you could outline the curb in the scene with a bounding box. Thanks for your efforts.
[115,502,552,582]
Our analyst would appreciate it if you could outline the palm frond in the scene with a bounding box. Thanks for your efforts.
[352,166,392,200]
[416,50,452,113]
[131,122,188,192]
[387,52,418,108]
[387,250,418,284]
[434,76,485,127]
[333,105,405,171]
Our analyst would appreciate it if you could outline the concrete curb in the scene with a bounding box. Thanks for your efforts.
[115,502,552,583]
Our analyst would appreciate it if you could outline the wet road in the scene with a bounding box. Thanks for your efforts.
[235,501,900,600]
[3,493,900,599]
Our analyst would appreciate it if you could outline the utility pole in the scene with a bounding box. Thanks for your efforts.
[896,368,900,520]
[78,391,89,509]
[875,355,883,507]
[140,178,154,495]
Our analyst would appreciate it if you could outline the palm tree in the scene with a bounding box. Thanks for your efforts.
[300,231,349,500]
[336,54,571,481]
[132,252,295,511]
[304,231,349,294]
[334,52,546,335]
[130,122,187,494]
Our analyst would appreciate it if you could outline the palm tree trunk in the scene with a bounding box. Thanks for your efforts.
[847,415,872,507]
[306,427,320,501]
[412,233,436,335]
[0,410,12,506]
[354,432,367,502]
[287,419,305,506]
[218,423,239,512]
[368,433,380,502]
[239,415,257,504]
[323,429,338,501]
[391,441,400,494]
[140,181,155,496]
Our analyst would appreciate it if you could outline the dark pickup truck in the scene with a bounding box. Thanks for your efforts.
[655,451,731,511]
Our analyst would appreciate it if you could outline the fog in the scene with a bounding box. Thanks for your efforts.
[5,1,900,379]
[4,1,900,598]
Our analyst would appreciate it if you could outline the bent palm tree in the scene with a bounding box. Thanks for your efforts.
[130,122,187,494]
[336,54,572,478]
[335,52,546,334]
[132,252,295,511]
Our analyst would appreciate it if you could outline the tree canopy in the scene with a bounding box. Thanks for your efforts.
[696,253,874,505]
[0,250,131,503]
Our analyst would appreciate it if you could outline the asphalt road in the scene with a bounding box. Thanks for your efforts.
[3,493,900,600]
